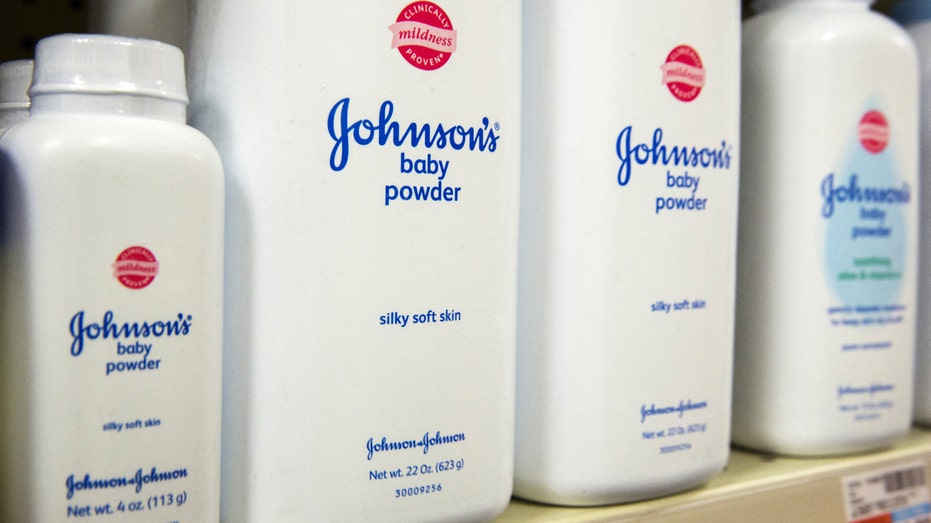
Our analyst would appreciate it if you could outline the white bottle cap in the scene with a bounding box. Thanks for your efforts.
[0,59,33,109]
[29,33,188,103]
[753,0,873,12]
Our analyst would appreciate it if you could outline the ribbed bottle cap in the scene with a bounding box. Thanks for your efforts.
[0,59,33,109]
[29,33,188,103]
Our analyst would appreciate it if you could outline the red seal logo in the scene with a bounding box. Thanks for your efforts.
[112,246,159,290]
[858,110,889,154]
[661,45,705,102]
[389,1,457,71]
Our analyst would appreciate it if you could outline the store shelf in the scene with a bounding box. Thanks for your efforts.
[496,427,931,522]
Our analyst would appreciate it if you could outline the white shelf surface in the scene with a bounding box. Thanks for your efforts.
[496,427,931,522]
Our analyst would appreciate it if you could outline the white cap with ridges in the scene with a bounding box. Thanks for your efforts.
[0,59,34,109]
[29,33,188,103]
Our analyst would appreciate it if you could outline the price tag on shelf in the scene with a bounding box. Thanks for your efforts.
[843,460,931,523]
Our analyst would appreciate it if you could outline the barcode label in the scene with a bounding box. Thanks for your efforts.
[885,467,927,494]
[844,461,931,523]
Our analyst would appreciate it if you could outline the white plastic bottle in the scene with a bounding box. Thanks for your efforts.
[0,59,32,132]
[734,0,919,455]
[892,0,931,426]
[186,2,519,521]
[0,34,224,521]
[516,1,740,506]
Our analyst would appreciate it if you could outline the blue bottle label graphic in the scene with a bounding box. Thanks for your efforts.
[823,105,910,308]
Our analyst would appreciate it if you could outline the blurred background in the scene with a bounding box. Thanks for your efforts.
[1,0,186,62]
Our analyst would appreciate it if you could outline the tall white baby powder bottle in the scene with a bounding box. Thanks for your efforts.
[892,0,931,426]
[516,0,740,505]
[187,1,519,521]
[0,34,224,521]
[734,0,919,455]
[0,59,32,132]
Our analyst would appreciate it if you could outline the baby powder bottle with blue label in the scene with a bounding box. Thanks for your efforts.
[734,0,919,455]
[516,0,740,505]
[0,60,32,132]
[0,34,224,521]
[187,1,519,521]
[892,0,931,426]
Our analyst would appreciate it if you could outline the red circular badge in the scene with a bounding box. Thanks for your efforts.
[390,2,457,71]
[112,246,159,290]
[858,110,889,154]
[661,45,705,103]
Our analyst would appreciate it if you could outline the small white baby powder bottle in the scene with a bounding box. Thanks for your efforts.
[734,0,919,455]
[187,2,519,522]
[892,0,931,427]
[0,59,32,132]
[0,34,224,521]
[516,0,740,505]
